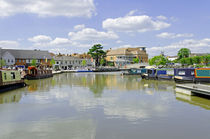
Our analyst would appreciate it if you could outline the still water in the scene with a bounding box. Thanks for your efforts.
[0,72,210,139]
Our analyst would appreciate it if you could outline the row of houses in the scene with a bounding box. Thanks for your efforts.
[0,46,149,69]
[0,48,94,70]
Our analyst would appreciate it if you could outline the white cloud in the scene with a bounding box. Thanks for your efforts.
[0,0,96,18]
[50,38,71,45]
[28,35,52,43]
[74,24,85,31]
[116,40,123,44]
[103,15,170,32]
[156,15,167,20]
[68,28,119,41]
[157,32,194,39]
[126,10,138,16]
[148,38,210,57]
[113,44,146,50]
[0,40,19,48]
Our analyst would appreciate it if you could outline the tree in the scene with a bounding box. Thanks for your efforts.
[50,58,55,66]
[0,59,6,68]
[149,55,167,66]
[133,57,139,63]
[82,59,86,66]
[88,44,106,67]
[100,58,106,66]
[201,55,210,65]
[31,59,37,66]
[178,48,191,59]
[192,56,202,64]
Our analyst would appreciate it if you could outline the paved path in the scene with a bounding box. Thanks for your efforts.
[176,83,210,96]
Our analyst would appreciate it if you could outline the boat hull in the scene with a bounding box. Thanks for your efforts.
[25,74,53,80]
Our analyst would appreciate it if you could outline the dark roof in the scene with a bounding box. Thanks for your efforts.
[2,49,52,59]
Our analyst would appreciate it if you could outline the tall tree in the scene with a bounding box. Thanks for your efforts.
[149,55,167,66]
[178,48,191,59]
[88,44,106,67]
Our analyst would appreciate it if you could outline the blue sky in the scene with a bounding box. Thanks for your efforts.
[0,0,210,57]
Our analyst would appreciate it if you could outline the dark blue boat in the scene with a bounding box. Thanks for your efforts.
[156,68,174,80]
[144,68,157,80]
[174,68,195,83]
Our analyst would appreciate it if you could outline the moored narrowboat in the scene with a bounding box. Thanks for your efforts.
[174,68,195,83]
[156,68,174,80]
[194,68,210,83]
[25,66,53,80]
[144,68,157,80]
[122,68,142,75]
[0,70,26,92]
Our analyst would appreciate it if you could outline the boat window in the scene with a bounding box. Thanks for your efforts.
[154,70,156,74]
[11,72,15,79]
[178,71,185,75]
[148,70,152,74]
[167,70,174,75]
[4,73,7,80]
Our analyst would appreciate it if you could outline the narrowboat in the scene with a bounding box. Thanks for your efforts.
[76,69,93,72]
[0,70,26,92]
[122,68,142,75]
[25,66,53,80]
[174,68,195,83]
[194,68,210,83]
[156,68,174,80]
[144,68,157,80]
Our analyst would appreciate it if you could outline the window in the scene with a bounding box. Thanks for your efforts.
[178,71,185,75]
[11,72,15,79]
[11,59,13,63]
[4,73,7,80]
[111,57,113,60]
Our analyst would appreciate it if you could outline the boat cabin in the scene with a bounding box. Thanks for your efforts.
[195,68,210,83]
[174,68,195,83]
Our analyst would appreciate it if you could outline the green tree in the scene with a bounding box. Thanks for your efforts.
[88,44,106,67]
[100,58,106,66]
[192,56,202,64]
[178,48,191,59]
[0,59,6,68]
[50,58,55,66]
[201,55,210,65]
[82,59,86,66]
[133,57,139,63]
[31,59,37,66]
[149,55,167,66]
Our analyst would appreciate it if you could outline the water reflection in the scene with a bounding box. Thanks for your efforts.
[176,93,210,110]
[0,73,210,139]
[0,91,22,104]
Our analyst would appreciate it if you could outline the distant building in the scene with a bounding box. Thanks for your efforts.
[0,48,52,67]
[54,55,94,70]
[167,56,178,61]
[190,53,210,57]
[106,47,148,67]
